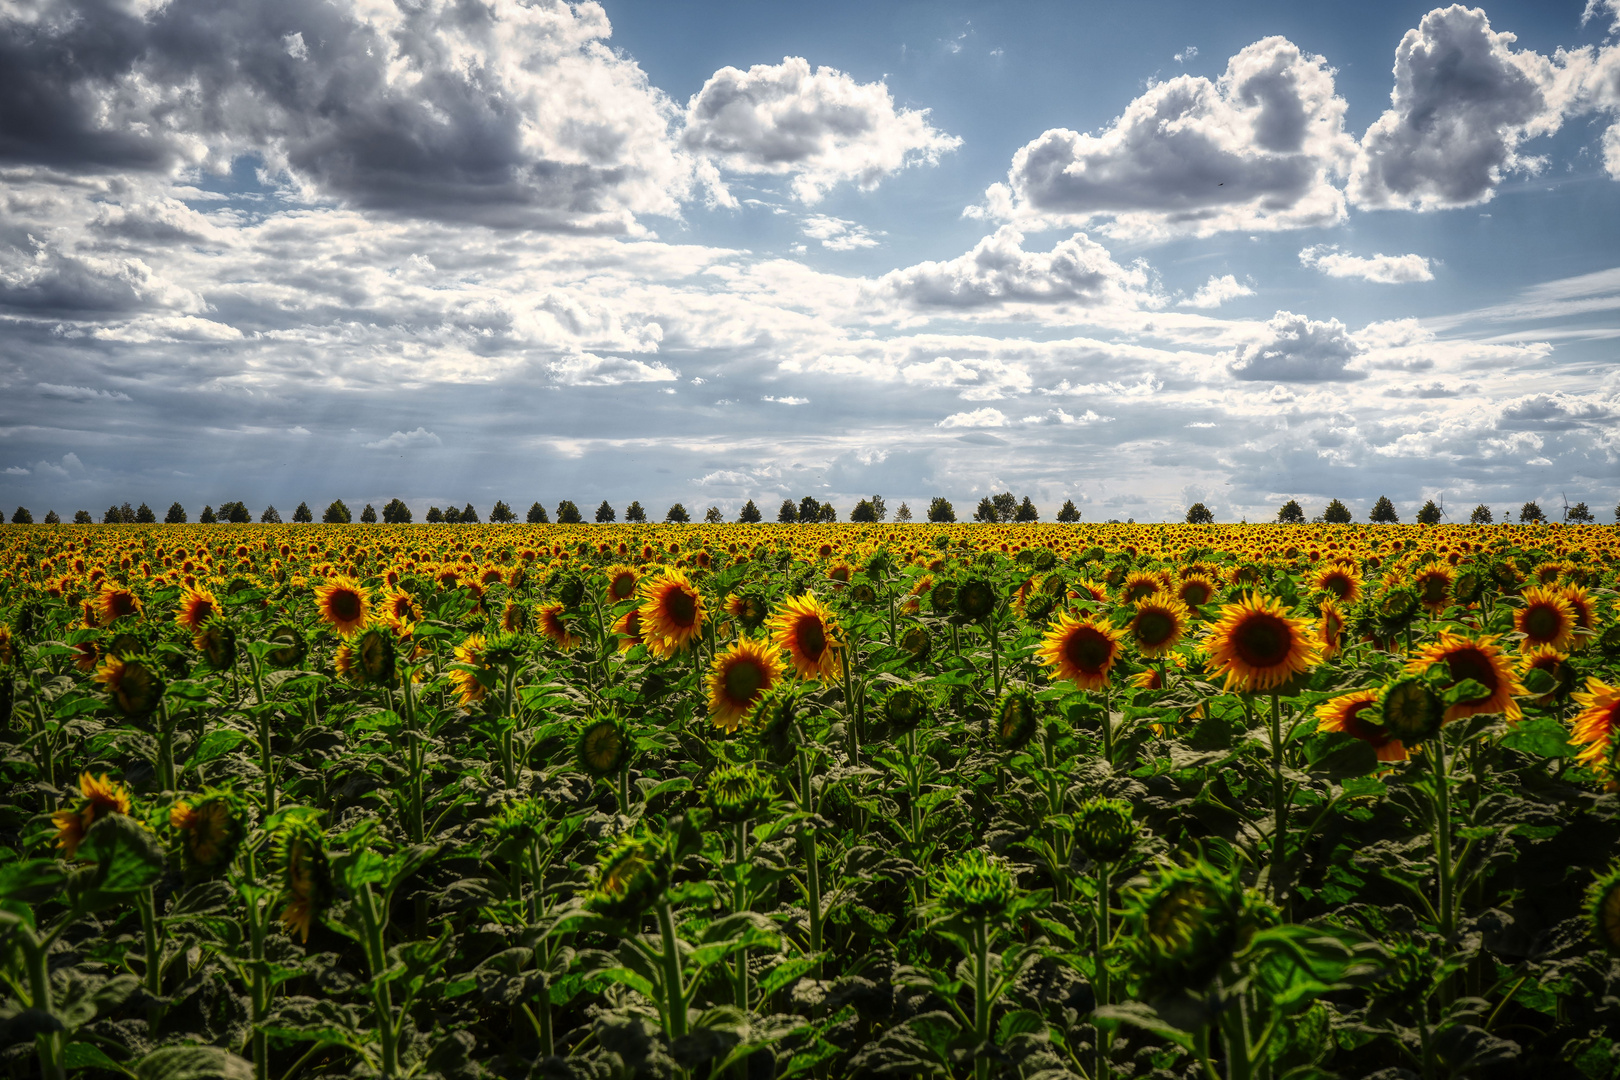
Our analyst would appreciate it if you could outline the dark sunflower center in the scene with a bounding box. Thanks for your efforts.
[331,590,362,622]
[796,618,827,661]
[1065,627,1113,672]
[1182,582,1212,607]
[665,588,698,628]
[1323,574,1350,599]
[1126,581,1158,602]
[724,658,767,704]
[1136,610,1177,647]
[1523,604,1563,641]
[1420,576,1448,603]
[1234,613,1291,668]
[1447,648,1498,691]
[612,575,635,599]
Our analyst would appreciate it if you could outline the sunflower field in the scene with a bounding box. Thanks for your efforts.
[3,521,1620,1080]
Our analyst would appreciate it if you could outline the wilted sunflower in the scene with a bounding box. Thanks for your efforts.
[1316,688,1407,762]
[97,582,141,624]
[95,654,165,717]
[585,830,668,921]
[576,716,633,778]
[638,569,706,660]
[1571,678,1620,786]
[1311,563,1363,605]
[52,772,132,858]
[954,576,997,622]
[768,592,844,681]
[175,585,219,632]
[192,622,237,671]
[449,633,491,707]
[707,637,785,732]
[1204,595,1322,694]
[169,790,244,877]
[1130,599,1189,659]
[1515,586,1577,653]
[1037,612,1123,691]
[1404,632,1524,723]
[276,818,332,942]
[314,575,368,637]
[536,601,581,650]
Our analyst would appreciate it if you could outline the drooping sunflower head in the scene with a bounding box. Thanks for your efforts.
[95,654,165,717]
[884,686,930,734]
[1571,678,1620,782]
[954,576,997,622]
[448,632,492,707]
[1130,598,1188,659]
[275,816,332,943]
[900,624,933,663]
[265,624,307,669]
[98,582,142,624]
[707,637,784,732]
[551,570,587,611]
[1204,594,1322,694]
[1589,863,1620,955]
[993,689,1040,752]
[51,772,133,858]
[745,683,801,765]
[0,623,13,667]
[1405,633,1524,723]
[1074,797,1138,863]
[1452,568,1486,607]
[1375,584,1421,629]
[1119,858,1267,999]
[611,608,643,653]
[169,789,246,877]
[1037,611,1123,691]
[192,622,238,672]
[1377,676,1445,745]
[1317,598,1347,659]
[935,849,1020,924]
[1316,688,1406,762]
[337,626,396,687]
[175,586,218,632]
[1519,645,1575,703]
[637,569,706,660]
[576,715,633,778]
[703,762,775,824]
[314,575,368,637]
[767,592,844,681]
[1515,586,1577,652]
[585,829,669,922]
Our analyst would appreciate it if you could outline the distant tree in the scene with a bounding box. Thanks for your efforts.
[134,503,157,523]
[1323,499,1352,524]
[798,496,821,523]
[991,492,1018,523]
[818,502,837,522]
[103,505,123,524]
[594,500,616,523]
[323,500,352,524]
[43,510,60,524]
[382,498,412,524]
[526,502,549,524]
[665,503,690,523]
[777,499,798,523]
[973,497,998,523]
[291,502,313,523]
[624,501,646,523]
[490,501,517,523]
[226,501,252,524]
[10,507,32,524]
[1015,496,1039,522]
[738,499,762,523]
[555,501,581,524]
[850,499,878,523]
[895,501,912,523]
[261,505,282,523]
[1469,504,1493,524]
[1369,496,1399,524]
[360,503,378,523]
[1519,501,1545,523]
[427,506,445,523]
[704,506,724,523]
[74,510,93,524]
[460,503,480,524]
[199,505,218,524]
[1614,501,1620,522]
[927,497,956,523]
[1416,500,1442,525]
[165,502,187,524]
[869,495,887,521]
[1277,499,1305,524]
[1186,503,1214,525]
[1566,501,1594,523]
[443,506,462,524]
[1057,499,1082,523]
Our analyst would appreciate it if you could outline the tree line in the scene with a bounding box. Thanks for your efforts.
[1185,496,1616,525]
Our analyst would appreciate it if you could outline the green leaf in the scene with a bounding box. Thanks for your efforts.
[758,955,821,996]
[0,860,68,903]
[133,1047,255,1080]
[1446,677,1496,705]
[1304,732,1378,780]
[996,1008,1046,1043]
[63,1042,130,1074]
[1501,717,1574,758]
[1519,668,1557,696]
[187,729,250,767]
[76,814,165,893]
[1091,1002,1195,1048]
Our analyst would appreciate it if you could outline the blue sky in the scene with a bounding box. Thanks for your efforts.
[2,0,1619,523]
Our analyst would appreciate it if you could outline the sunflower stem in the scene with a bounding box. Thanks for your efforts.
[1269,692,1288,912]
[1432,727,1457,1009]
[357,882,399,1079]
[1100,683,1114,765]
[156,702,176,795]
[987,614,1002,700]
[1095,859,1112,1080]
[256,704,276,816]
[7,912,65,1080]
[138,885,164,1026]
[972,919,992,1080]
[617,763,630,818]
[655,900,688,1041]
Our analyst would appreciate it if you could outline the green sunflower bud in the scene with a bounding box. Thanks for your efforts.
[930,579,959,617]
[1376,585,1420,627]
[955,576,997,622]
[1588,863,1620,956]
[993,690,1039,751]
[703,762,775,823]
[265,624,307,668]
[1074,797,1137,863]
[746,684,801,766]
[1034,549,1058,573]
[936,849,1019,923]
[585,830,668,922]
[851,582,878,606]
[1597,622,1620,658]
[884,687,930,734]
[552,571,586,610]
[576,716,633,779]
[1023,592,1058,624]
[1378,675,1444,744]
[1119,859,1272,997]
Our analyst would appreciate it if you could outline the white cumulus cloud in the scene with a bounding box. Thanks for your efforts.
[363,427,442,449]
[801,215,880,250]
[1299,245,1434,283]
[1179,274,1254,308]
[874,226,1158,310]
[1225,310,1365,382]
[937,407,1009,428]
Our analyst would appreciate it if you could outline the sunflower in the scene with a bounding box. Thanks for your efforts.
[1121,571,1166,604]
[1404,632,1524,723]
[500,599,527,634]
[576,716,633,778]
[51,772,132,858]
[175,585,219,632]
[170,791,244,876]
[276,819,332,942]
[768,592,844,681]
[604,564,641,604]
[1520,645,1575,704]
[449,633,491,707]
[1317,598,1347,660]
[1413,565,1455,614]
[335,627,396,688]
[382,589,421,631]
[95,654,165,717]
[1316,689,1407,762]
[1176,574,1219,610]
[1037,612,1123,691]
[1311,563,1363,605]
[1130,598,1188,659]
[314,575,368,637]
[1511,585,1575,653]
[1571,678,1620,785]
[612,608,644,653]
[1204,594,1322,694]
[0,624,13,666]
[536,601,582,650]
[1590,863,1620,954]
[707,637,785,732]
[586,830,669,922]
[993,690,1039,751]
[703,762,775,823]
[1557,584,1598,645]
[637,569,706,660]
[192,622,238,671]
[97,582,141,624]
